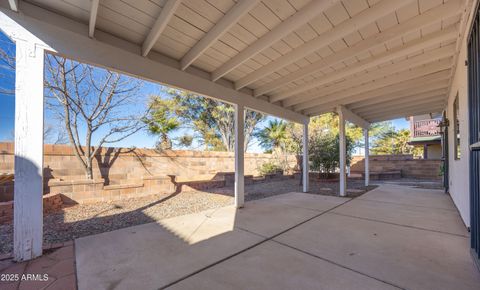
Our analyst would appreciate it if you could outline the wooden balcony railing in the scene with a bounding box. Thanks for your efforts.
[412,119,441,138]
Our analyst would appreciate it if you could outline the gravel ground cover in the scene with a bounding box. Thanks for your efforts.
[0,192,232,255]
[212,178,376,201]
[0,179,375,255]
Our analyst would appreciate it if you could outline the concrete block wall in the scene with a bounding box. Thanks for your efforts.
[0,143,298,202]
[0,143,296,182]
[0,193,63,224]
[351,155,442,180]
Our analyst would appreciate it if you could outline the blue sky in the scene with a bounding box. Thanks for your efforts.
[0,32,15,141]
[0,31,408,153]
[391,118,409,130]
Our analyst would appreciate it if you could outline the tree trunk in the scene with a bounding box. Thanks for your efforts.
[86,158,93,179]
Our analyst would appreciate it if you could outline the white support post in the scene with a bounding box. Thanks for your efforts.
[302,120,309,193]
[234,104,245,208]
[338,108,347,197]
[364,128,369,187]
[14,40,45,261]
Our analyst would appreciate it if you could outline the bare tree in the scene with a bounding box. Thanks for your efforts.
[44,123,69,144]
[44,55,148,179]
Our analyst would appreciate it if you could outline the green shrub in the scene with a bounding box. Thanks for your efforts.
[309,132,354,178]
[258,162,282,176]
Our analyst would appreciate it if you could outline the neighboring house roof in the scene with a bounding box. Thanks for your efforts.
[409,136,441,144]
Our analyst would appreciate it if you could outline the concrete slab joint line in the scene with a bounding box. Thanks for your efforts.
[159,197,356,289]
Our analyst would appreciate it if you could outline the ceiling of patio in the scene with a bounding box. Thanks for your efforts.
[24,0,470,123]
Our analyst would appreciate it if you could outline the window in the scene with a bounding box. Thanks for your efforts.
[453,94,460,160]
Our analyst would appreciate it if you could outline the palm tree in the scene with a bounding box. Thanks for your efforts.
[256,119,288,152]
[144,97,180,150]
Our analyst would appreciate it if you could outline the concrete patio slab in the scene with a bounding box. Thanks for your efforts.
[206,203,318,238]
[275,213,480,290]
[169,241,398,290]
[331,198,468,236]
[75,208,264,290]
[224,193,348,237]
[75,192,344,290]
[256,192,348,212]
[74,185,480,290]
[359,184,457,211]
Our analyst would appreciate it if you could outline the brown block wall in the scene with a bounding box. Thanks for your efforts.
[0,143,296,181]
[350,155,442,180]
[0,193,63,224]
[0,143,298,202]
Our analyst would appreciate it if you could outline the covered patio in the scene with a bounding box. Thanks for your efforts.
[3,183,479,289]
[1,0,480,288]
[74,184,479,289]
[1,0,473,261]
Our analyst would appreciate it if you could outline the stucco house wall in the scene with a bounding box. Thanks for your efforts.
[445,2,477,227]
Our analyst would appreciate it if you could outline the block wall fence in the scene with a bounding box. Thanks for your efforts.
[350,154,443,180]
[0,143,298,203]
[0,143,442,207]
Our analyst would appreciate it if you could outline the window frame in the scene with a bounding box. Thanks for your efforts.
[453,93,461,160]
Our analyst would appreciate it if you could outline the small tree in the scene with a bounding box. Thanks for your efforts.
[44,55,148,179]
[309,132,354,178]
[144,98,180,150]
[255,119,288,152]
[159,89,265,152]
[371,129,420,155]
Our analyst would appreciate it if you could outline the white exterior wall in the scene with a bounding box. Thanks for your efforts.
[446,4,475,227]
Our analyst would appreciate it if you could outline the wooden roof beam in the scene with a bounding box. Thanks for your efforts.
[349,87,448,111]
[362,99,446,120]
[368,106,445,123]
[272,27,457,102]
[337,105,369,129]
[88,0,99,38]
[8,0,18,12]
[254,0,464,97]
[211,0,341,81]
[297,59,452,112]
[352,92,447,115]
[236,0,413,90]
[282,42,456,108]
[180,0,260,70]
[301,70,451,115]
[306,80,449,117]
[142,0,182,57]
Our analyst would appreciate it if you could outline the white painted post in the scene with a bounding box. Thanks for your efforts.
[302,120,309,193]
[364,128,369,187]
[14,40,45,261]
[338,110,347,197]
[234,104,245,208]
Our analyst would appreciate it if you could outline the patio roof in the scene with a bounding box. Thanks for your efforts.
[1,0,474,124]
